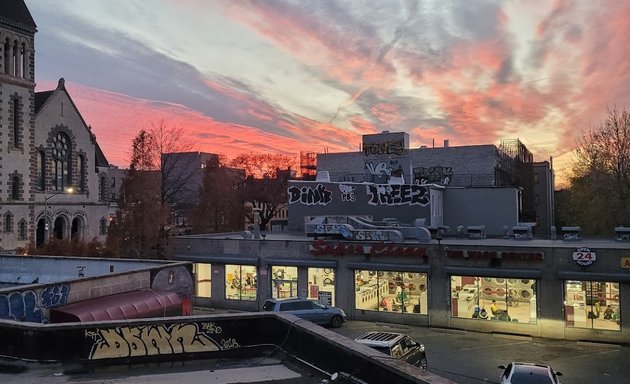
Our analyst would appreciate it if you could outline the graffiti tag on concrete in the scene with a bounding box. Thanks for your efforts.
[288,184,332,205]
[339,184,356,202]
[363,140,405,156]
[40,284,70,308]
[87,322,230,360]
[0,290,46,323]
[413,166,453,185]
[366,184,429,206]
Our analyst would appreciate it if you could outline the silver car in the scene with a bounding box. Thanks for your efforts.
[261,297,346,328]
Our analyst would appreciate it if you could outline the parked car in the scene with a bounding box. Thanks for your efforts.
[354,331,427,371]
[261,297,346,328]
[498,362,563,384]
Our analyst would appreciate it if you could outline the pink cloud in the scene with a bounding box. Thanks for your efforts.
[56,82,359,168]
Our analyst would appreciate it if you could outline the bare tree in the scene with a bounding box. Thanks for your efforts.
[566,106,630,235]
[230,153,297,178]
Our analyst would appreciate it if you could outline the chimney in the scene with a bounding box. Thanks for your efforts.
[444,139,449,148]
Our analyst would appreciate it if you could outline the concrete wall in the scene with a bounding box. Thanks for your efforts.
[0,312,452,384]
[443,187,519,236]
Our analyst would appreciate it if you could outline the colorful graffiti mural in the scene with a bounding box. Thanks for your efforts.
[86,321,236,360]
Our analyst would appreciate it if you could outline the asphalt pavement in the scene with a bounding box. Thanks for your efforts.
[331,320,628,384]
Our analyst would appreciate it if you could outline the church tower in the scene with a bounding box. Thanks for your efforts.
[0,1,38,250]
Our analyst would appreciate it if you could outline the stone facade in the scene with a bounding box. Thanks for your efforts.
[0,2,110,251]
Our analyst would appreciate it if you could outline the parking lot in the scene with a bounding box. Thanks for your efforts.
[331,320,628,383]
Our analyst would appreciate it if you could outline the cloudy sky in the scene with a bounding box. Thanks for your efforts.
[25,0,630,186]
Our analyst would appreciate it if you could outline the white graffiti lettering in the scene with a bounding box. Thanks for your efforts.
[338,184,356,202]
[366,184,429,206]
[288,184,332,205]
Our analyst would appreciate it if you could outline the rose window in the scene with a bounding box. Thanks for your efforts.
[52,133,69,160]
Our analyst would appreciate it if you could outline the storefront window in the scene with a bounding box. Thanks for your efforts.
[194,263,211,298]
[354,270,428,314]
[450,276,537,324]
[225,265,257,301]
[271,266,298,299]
[564,281,620,331]
[308,268,336,306]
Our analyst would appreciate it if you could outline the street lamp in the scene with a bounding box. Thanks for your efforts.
[43,187,74,240]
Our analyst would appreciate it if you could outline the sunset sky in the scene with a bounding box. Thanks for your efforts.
[25,0,630,186]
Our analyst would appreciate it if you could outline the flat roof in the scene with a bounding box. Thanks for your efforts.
[176,231,630,250]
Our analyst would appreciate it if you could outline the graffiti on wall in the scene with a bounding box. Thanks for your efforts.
[152,266,194,298]
[312,224,353,239]
[352,230,389,241]
[363,140,405,156]
[365,162,392,177]
[413,166,453,185]
[288,184,332,205]
[339,184,356,202]
[40,284,70,308]
[366,184,429,206]
[87,321,237,360]
[0,290,46,323]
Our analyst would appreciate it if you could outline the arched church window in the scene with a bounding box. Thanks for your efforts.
[13,98,20,147]
[78,154,86,192]
[38,150,46,190]
[11,176,20,200]
[52,132,72,190]
[18,220,27,240]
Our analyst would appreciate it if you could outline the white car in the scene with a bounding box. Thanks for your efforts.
[498,362,563,384]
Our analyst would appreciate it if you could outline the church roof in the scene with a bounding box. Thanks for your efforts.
[34,90,54,114]
[0,0,37,33]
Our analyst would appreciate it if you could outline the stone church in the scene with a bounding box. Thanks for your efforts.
[0,1,110,251]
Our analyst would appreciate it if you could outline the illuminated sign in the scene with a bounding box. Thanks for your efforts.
[572,247,596,266]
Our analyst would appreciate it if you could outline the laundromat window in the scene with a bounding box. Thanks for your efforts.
[225,264,257,301]
[564,281,620,331]
[450,276,538,324]
[194,263,211,298]
[272,266,298,299]
[308,267,335,306]
[354,270,428,315]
